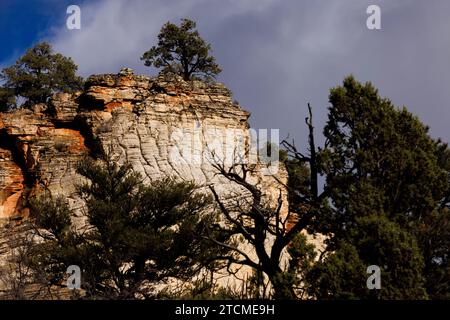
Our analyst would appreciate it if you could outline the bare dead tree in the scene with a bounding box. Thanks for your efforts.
[203,103,327,299]
[0,224,62,300]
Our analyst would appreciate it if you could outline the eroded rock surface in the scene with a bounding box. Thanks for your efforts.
[0,70,287,225]
[0,70,289,296]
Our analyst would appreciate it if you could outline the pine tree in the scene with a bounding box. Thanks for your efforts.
[1,42,83,107]
[297,76,450,299]
[141,19,221,81]
[27,153,227,299]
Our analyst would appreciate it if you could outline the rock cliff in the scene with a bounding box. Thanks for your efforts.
[0,69,287,227]
[0,70,289,295]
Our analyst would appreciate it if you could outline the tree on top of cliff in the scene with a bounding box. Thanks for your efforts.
[0,42,83,108]
[141,18,222,81]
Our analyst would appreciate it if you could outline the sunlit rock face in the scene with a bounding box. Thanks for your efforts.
[0,69,287,224]
[0,69,289,296]
[0,149,25,220]
[0,104,88,225]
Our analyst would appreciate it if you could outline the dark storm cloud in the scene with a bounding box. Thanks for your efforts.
[47,0,450,145]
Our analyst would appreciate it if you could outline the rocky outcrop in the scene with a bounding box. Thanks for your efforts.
[0,104,88,227]
[0,69,289,297]
[0,70,287,227]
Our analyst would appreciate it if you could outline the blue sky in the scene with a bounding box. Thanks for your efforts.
[1,0,450,147]
[0,0,80,64]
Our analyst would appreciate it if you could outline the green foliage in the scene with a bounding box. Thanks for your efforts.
[27,154,227,299]
[416,208,450,299]
[141,18,221,81]
[0,87,16,111]
[31,195,72,239]
[27,195,82,291]
[320,75,448,233]
[306,216,427,299]
[1,42,83,107]
[296,75,450,299]
[283,158,311,213]
[305,242,367,300]
[283,233,317,299]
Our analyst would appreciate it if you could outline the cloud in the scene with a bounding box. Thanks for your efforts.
[48,0,278,76]
[45,0,450,145]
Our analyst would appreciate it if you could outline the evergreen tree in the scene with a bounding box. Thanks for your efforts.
[1,42,83,107]
[320,76,447,233]
[27,154,227,299]
[141,19,221,81]
[306,216,427,299]
[295,76,450,299]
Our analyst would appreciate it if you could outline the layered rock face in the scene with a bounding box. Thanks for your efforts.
[0,70,289,297]
[0,149,25,219]
[0,104,88,223]
[0,70,287,226]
